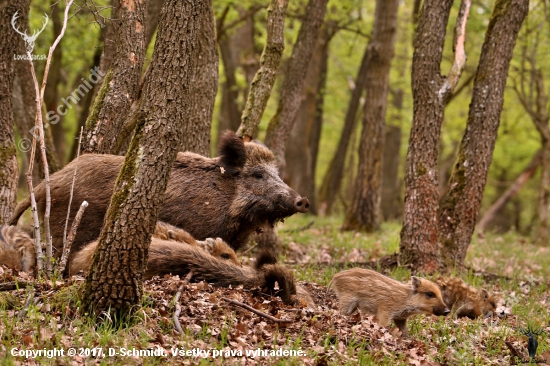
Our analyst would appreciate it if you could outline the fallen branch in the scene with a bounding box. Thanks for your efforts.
[59,200,88,274]
[223,298,293,323]
[0,280,32,291]
[173,270,193,335]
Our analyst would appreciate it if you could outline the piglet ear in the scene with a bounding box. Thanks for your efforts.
[481,289,489,300]
[218,130,246,173]
[411,276,421,289]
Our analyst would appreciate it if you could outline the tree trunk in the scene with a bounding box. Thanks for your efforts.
[83,0,147,154]
[144,0,163,49]
[236,0,289,140]
[284,25,331,214]
[82,0,202,314]
[179,0,218,156]
[381,125,402,221]
[399,0,469,273]
[438,0,529,266]
[263,0,328,175]
[341,0,399,233]
[537,139,550,243]
[317,41,370,216]
[218,35,242,133]
[0,0,28,224]
[44,0,65,163]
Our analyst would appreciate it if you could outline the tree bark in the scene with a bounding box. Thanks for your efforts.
[341,0,399,233]
[381,125,402,221]
[399,0,469,273]
[44,0,65,163]
[218,35,243,133]
[179,0,217,156]
[82,0,202,314]
[284,25,332,214]
[263,0,328,175]
[236,0,289,140]
[0,0,28,224]
[144,0,163,49]
[317,41,370,216]
[438,0,529,266]
[83,0,147,154]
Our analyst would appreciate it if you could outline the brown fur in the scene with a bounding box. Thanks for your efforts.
[328,268,450,336]
[153,222,240,266]
[296,285,316,308]
[436,277,496,319]
[69,238,295,304]
[0,226,35,273]
[9,131,309,262]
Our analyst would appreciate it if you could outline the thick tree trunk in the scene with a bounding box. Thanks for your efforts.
[537,140,550,243]
[237,0,289,140]
[317,41,370,216]
[341,0,399,233]
[381,125,402,221]
[82,0,202,314]
[438,0,529,266]
[83,0,147,154]
[0,0,28,224]
[263,0,328,175]
[179,0,217,156]
[284,25,331,214]
[399,0,457,273]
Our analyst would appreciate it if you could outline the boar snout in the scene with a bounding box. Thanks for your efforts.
[443,308,451,316]
[295,197,310,213]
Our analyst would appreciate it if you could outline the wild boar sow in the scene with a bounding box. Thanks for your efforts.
[9,131,309,259]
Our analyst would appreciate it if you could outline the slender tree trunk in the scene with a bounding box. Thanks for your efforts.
[144,0,163,49]
[82,0,202,314]
[537,139,550,243]
[317,41,370,216]
[218,35,242,133]
[477,150,540,232]
[236,0,289,140]
[179,0,217,156]
[44,0,65,163]
[381,125,402,221]
[264,0,328,175]
[438,0,529,266]
[284,25,331,214]
[399,0,469,273]
[83,0,147,154]
[0,0,28,224]
[341,0,399,233]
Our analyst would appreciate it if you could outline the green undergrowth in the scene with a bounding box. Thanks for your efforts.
[1,214,549,365]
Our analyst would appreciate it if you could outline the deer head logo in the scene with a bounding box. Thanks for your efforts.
[11,11,49,54]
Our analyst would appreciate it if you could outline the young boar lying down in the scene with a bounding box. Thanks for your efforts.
[0,225,35,273]
[328,268,450,336]
[9,131,309,262]
[69,238,297,305]
[436,277,496,319]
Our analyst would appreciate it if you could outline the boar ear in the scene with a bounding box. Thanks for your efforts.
[218,131,246,173]
[481,289,489,300]
[411,276,421,289]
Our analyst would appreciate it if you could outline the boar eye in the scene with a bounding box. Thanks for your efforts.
[425,291,436,299]
[221,253,231,259]
[253,172,264,179]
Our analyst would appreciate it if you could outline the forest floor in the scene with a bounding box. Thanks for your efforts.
[1,215,550,365]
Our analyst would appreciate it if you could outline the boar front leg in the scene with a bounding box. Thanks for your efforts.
[393,318,408,337]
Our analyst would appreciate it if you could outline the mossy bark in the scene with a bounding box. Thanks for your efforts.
[438,0,529,266]
[341,0,399,233]
[83,0,147,154]
[263,0,328,176]
[236,0,289,141]
[0,0,29,224]
[81,0,202,314]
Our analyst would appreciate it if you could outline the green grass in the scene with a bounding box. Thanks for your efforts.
[1,215,549,365]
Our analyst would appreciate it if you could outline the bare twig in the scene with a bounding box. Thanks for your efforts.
[59,200,88,274]
[173,270,193,335]
[281,221,314,233]
[223,298,293,323]
[63,127,83,246]
[18,288,35,320]
[22,0,75,277]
